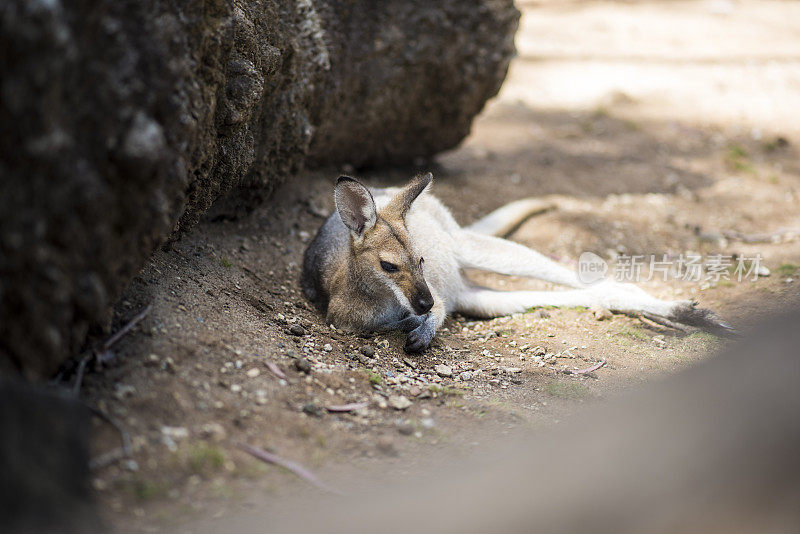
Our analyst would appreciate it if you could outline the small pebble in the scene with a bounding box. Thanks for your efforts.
[289,325,306,336]
[294,358,312,373]
[435,364,453,378]
[397,423,415,436]
[303,403,323,417]
[360,346,375,358]
[114,384,136,400]
[123,459,139,472]
[459,371,472,381]
[161,426,189,440]
[162,358,178,374]
[592,307,613,321]
[162,435,178,452]
[388,395,412,410]
[376,436,398,456]
[323,344,333,352]
[246,368,260,378]
[200,423,227,442]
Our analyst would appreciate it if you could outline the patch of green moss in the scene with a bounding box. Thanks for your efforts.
[366,369,382,385]
[616,326,648,340]
[187,444,225,476]
[777,263,798,277]
[545,380,588,399]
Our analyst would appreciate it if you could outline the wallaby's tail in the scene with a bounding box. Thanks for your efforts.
[465,198,555,237]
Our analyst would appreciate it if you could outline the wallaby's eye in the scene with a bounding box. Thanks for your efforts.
[419,257,425,268]
[380,261,399,273]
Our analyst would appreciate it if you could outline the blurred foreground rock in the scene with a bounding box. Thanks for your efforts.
[0,0,518,378]
[234,308,800,534]
[0,381,99,533]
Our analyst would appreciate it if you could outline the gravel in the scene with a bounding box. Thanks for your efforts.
[403,357,418,369]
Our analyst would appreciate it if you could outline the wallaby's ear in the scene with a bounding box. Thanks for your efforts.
[334,176,377,237]
[385,172,433,218]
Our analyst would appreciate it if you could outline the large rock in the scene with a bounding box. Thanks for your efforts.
[307,1,519,166]
[0,380,99,533]
[0,0,518,378]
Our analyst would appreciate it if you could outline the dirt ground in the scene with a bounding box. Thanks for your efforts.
[80,1,800,531]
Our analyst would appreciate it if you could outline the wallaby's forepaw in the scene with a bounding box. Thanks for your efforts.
[404,315,435,353]
[668,301,738,338]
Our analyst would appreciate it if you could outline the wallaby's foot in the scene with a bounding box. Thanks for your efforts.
[667,301,737,337]
[637,301,736,338]
[404,314,436,353]
[395,313,426,333]
[584,282,736,338]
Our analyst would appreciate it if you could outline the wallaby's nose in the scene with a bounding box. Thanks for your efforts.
[414,294,434,315]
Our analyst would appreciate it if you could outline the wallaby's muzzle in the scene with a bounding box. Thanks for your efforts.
[412,287,434,315]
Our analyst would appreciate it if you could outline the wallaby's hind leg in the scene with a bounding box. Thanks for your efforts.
[455,222,736,335]
[455,286,735,336]
[456,230,585,288]
[455,285,673,318]
[455,287,581,318]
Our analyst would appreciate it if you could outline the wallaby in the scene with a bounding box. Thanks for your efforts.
[301,173,733,352]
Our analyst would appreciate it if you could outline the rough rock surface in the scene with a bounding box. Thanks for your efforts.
[0,0,518,378]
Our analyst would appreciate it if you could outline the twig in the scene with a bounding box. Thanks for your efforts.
[103,304,152,351]
[721,227,799,244]
[326,402,368,413]
[72,352,93,397]
[264,360,286,379]
[236,442,340,494]
[89,407,132,470]
[71,304,152,397]
[563,359,606,376]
